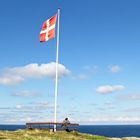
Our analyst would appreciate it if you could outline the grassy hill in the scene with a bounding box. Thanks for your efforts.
[0,129,109,140]
[0,129,140,140]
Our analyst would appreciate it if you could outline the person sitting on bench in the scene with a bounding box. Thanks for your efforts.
[61,118,71,132]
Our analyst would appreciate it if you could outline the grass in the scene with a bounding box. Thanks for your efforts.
[0,129,110,140]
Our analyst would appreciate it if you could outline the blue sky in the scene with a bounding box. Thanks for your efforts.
[0,0,140,124]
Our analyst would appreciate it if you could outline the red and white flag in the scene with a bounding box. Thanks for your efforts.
[40,14,57,42]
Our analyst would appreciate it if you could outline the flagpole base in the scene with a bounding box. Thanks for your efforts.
[54,125,57,132]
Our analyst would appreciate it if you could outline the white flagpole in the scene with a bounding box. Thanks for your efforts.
[54,8,60,132]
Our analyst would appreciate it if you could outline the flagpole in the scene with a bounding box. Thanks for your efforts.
[54,8,60,132]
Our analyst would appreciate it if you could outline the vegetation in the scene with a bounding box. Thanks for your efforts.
[0,129,139,140]
[0,129,110,140]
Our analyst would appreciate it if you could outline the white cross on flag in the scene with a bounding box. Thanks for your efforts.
[40,14,57,42]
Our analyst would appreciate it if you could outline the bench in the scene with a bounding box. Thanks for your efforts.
[26,122,79,131]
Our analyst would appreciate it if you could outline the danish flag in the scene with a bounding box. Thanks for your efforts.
[40,14,57,42]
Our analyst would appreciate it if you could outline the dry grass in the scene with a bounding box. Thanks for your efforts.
[0,129,110,140]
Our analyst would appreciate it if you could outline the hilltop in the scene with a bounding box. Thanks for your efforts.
[0,129,140,140]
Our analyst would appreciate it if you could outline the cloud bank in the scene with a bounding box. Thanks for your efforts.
[96,85,125,94]
[12,90,40,97]
[88,116,140,124]
[0,62,70,85]
[118,93,140,100]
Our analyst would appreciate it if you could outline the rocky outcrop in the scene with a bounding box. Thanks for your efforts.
[110,137,140,140]
[122,137,140,140]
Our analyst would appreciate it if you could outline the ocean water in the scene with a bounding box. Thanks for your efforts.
[78,125,140,138]
[0,124,140,138]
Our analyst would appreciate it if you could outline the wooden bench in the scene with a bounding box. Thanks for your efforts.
[26,122,79,131]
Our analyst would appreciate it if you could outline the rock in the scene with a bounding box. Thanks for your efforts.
[122,137,140,140]
[109,137,140,140]
[109,138,122,140]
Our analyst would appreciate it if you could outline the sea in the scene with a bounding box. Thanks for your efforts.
[0,124,140,138]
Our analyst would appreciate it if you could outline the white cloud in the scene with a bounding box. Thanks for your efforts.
[12,90,40,97]
[32,101,54,109]
[118,93,140,100]
[71,64,98,81]
[123,107,140,112]
[15,104,23,109]
[15,101,54,111]
[96,85,125,94]
[6,116,33,124]
[88,116,140,124]
[0,75,24,85]
[109,65,121,73]
[0,62,70,85]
